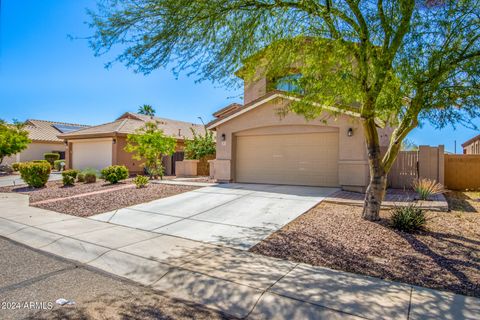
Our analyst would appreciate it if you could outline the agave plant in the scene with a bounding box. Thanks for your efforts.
[412,178,444,201]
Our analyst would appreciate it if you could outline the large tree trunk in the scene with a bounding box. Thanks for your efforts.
[362,117,387,221]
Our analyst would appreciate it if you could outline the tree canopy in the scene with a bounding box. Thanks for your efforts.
[138,104,156,116]
[88,0,479,220]
[125,122,176,179]
[0,120,31,165]
[184,128,216,160]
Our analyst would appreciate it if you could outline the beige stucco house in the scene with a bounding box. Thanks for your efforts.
[207,79,393,192]
[58,112,204,175]
[3,119,89,165]
[462,134,480,154]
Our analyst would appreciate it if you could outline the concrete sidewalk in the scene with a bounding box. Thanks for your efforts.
[0,173,62,187]
[0,192,479,319]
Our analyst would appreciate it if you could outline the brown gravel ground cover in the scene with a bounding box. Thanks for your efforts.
[31,183,198,217]
[0,180,130,203]
[251,191,480,298]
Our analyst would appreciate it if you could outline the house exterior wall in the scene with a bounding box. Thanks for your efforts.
[4,142,65,164]
[114,136,144,174]
[244,77,268,104]
[212,98,392,191]
[463,140,480,154]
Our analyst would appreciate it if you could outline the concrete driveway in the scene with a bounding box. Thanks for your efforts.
[91,183,338,249]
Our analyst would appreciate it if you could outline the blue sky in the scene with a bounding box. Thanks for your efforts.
[0,0,478,153]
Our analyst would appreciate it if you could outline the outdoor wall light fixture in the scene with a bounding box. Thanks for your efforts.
[221,133,226,141]
[112,138,117,144]
[347,128,354,137]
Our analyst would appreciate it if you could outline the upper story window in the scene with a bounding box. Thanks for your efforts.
[274,73,303,94]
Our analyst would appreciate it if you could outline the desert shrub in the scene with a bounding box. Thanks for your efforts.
[84,172,97,183]
[77,173,85,182]
[133,175,149,188]
[412,178,444,200]
[54,160,65,171]
[101,165,129,184]
[391,205,426,232]
[44,152,60,167]
[11,162,21,171]
[18,162,51,188]
[32,160,49,164]
[62,169,79,186]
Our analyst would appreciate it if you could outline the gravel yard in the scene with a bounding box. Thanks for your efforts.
[251,192,480,298]
[0,179,198,217]
[32,183,198,217]
[0,180,128,203]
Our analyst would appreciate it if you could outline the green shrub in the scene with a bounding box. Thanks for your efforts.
[61,169,79,186]
[101,165,129,184]
[18,162,51,188]
[84,173,97,183]
[62,175,75,186]
[44,152,60,167]
[391,205,427,232]
[412,178,444,200]
[11,162,21,171]
[32,160,49,164]
[77,173,85,182]
[133,175,149,188]
[54,159,65,171]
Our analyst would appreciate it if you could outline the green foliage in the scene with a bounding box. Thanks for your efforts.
[125,122,176,179]
[391,205,427,233]
[184,128,216,160]
[77,173,85,182]
[19,162,51,188]
[62,169,79,179]
[32,160,49,164]
[0,120,31,165]
[101,165,129,184]
[84,172,97,183]
[413,178,444,200]
[133,175,149,188]
[54,160,65,171]
[138,104,156,116]
[44,153,60,167]
[12,162,21,171]
[62,169,79,186]
[62,175,75,186]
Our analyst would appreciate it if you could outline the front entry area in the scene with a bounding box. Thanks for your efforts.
[235,132,339,187]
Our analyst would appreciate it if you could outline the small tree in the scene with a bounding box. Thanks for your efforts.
[184,128,216,160]
[125,122,176,179]
[138,104,156,117]
[0,120,31,164]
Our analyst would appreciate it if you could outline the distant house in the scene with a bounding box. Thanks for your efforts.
[58,112,204,175]
[462,134,480,154]
[3,119,89,164]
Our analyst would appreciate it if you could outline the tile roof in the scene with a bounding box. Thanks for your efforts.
[57,113,205,140]
[24,119,90,142]
[462,134,480,147]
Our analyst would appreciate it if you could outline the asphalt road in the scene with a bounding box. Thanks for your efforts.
[0,237,232,320]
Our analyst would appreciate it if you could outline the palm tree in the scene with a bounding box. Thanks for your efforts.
[138,104,156,117]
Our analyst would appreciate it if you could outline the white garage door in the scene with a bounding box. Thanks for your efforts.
[72,140,112,171]
[236,132,339,186]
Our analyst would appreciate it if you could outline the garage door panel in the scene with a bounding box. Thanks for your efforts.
[72,140,112,171]
[236,132,339,187]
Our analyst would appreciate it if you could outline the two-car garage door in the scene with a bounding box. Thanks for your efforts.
[235,132,339,187]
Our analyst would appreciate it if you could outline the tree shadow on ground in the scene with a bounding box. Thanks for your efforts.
[445,191,479,213]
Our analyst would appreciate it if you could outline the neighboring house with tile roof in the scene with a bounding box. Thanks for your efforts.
[3,119,89,165]
[58,112,205,175]
[462,134,480,154]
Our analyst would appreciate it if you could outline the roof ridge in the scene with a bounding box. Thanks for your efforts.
[115,118,130,132]
[26,119,90,127]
